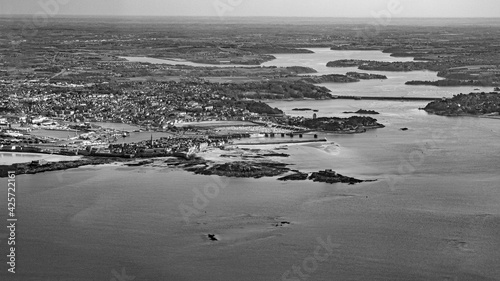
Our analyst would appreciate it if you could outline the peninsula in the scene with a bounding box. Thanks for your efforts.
[423,92,500,116]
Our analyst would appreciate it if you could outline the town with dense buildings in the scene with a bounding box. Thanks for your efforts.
[2,3,500,279]
[1,17,499,176]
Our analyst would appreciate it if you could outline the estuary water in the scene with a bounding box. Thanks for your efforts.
[2,51,500,281]
[123,48,487,98]
[261,48,485,98]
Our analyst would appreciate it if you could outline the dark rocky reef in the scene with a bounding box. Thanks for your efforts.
[277,171,309,181]
[274,221,291,227]
[166,157,370,185]
[207,234,219,241]
[164,157,208,168]
[278,170,369,185]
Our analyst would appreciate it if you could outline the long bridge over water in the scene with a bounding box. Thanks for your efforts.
[333,95,442,101]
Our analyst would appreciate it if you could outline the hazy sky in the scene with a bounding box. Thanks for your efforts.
[1,0,499,18]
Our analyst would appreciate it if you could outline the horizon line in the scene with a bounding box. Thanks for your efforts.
[1,14,500,19]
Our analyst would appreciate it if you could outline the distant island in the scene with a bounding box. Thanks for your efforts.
[423,92,500,116]
[327,60,500,86]
[300,72,387,84]
[343,109,380,115]
[292,108,317,111]
[327,59,436,71]
[345,72,387,80]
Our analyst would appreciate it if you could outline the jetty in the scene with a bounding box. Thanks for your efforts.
[226,138,328,146]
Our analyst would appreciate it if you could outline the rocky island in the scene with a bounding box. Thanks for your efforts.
[163,147,368,184]
[278,169,368,185]
[343,109,380,115]
[301,72,387,84]
[309,169,365,184]
[292,108,316,111]
[186,161,290,178]
[423,92,500,116]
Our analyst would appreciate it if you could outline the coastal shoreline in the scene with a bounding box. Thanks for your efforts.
[424,111,500,119]
[228,138,327,146]
[0,157,128,178]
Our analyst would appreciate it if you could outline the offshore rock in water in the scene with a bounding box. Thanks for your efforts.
[207,234,219,241]
[309,169,365,185]
[274,221,291,227]
[279,170,368,185]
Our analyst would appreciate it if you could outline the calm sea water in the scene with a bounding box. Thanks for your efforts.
[2,51,499,281]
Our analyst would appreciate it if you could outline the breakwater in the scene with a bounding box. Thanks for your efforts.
[227,138,328,146]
